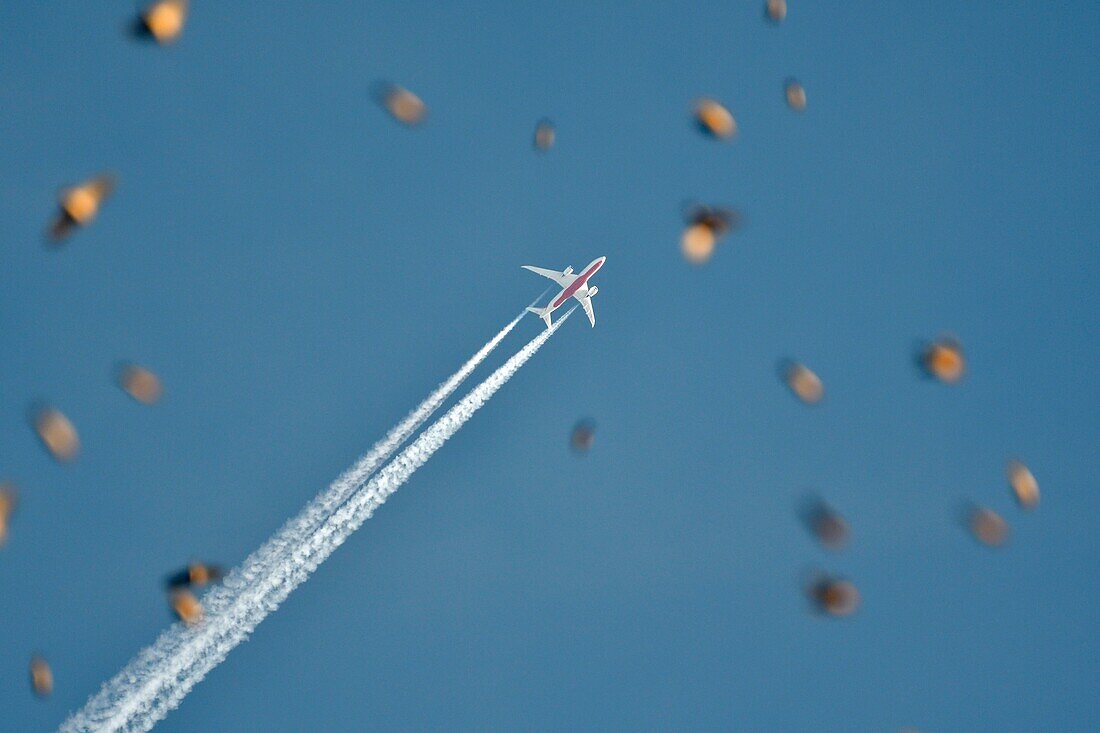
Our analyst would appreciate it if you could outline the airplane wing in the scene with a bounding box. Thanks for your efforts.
[576,293,596,327]
[522,265,577,288]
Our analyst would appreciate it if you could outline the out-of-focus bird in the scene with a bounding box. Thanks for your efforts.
[30,655,53,698]
[801,498,850,550]
[918,336,965,383]
[47,173,116,244]
[693,98,737,140]
[1006,459,1039,510]
[117,363,164,405]
[534,118,556,151]
[375,83,427,126]
[0,483,17,546]
[967,506,1009,547]
[785,78,807,111]
[781,360,825,405]
[31,406,81,463]
[166,561,225,589]
[170,589,204,626]
[681,204,741,264]
[765,0,787,24]
[570,419,596,454]
[132,0,188,44]
[807,574,860,617]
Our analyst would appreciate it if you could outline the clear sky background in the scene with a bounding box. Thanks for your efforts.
[2,2,1098,731]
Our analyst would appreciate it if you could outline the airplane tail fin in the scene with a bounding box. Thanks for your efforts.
[526,306,553,329]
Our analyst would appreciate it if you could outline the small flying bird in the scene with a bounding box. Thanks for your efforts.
[918,336,965,383]
[693,98,737,140]
[681,205,741,264]
[807,574,860,617]
[30,655,54,698]
[46,173,116,244]
[523,256,606,328]
[166,561,225,589]
[375,83,427,126]
[765,0,787,23]
[800,498,850,550]
[785,78,807,111]
[570,419,596,454]
[967,505,1009,547]
[30,405,81,463]
[132,0,188,45]
[170,589,204,626]
[1006,459,1040,509]
[117,363,164,405]
[780,360,824,405]
[533,118,556,151]
[0,483,17,546]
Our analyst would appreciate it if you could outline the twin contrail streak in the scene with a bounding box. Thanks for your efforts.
[61,305,573,732]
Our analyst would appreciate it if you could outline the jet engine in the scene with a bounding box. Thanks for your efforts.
[562,266,574,276]
[587,286,599,297]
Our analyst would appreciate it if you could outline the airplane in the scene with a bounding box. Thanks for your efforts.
[523,256,606,328]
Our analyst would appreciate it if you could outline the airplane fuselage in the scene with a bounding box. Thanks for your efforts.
[549,256,605,311]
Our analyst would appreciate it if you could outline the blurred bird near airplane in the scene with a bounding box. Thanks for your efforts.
[31,405,81,463]
[375,83,427,126]
[534,119,556,151]
[570,419,596,454]
[780,360,825,405]
[681,204,741,264]
[165,561,226,590]
[918,336,966,383]
[801,498,850,550]
[693,98,737,140]
[170,589,204,626]
[765,0,787,24]
[967,505,1009,547]
[30,655,53,698]
[47,173,116,244]
[785,78,807,111]
[132,0,188,44]
[0,483,16,546]
[807,574,860,617]
[1006,460,1040,510]
[117,363,164,405]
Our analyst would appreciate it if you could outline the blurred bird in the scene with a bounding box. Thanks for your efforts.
[30,405,81,463]
[570,419,596,454]
[0,483,17,546]
[785,78,807,111]
[800,498,850,550]
[807,574,860,616]
[375,83,427,126]
[918,336,965,383]
[30,655,53,698]
[967,505,1009,547]
[693,98,737,140]
[46,173,116,244]
[681,204,741,264]
[117,363,164,405]
[780,360,824,405]
[1006,459,1040,509]
[533,118,556,151]
[765,0,787,23]
[170,589,204,626]
[132,0,188,45]
[165,561,225,590]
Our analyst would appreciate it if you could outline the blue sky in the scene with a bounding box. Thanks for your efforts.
[1,2,1098,730]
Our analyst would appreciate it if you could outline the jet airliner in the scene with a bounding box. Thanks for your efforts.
[523,256,606,328]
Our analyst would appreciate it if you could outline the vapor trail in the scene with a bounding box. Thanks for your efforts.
[61,306,574,733]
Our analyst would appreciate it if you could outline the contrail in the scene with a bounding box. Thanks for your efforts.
[61,306,574,733]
